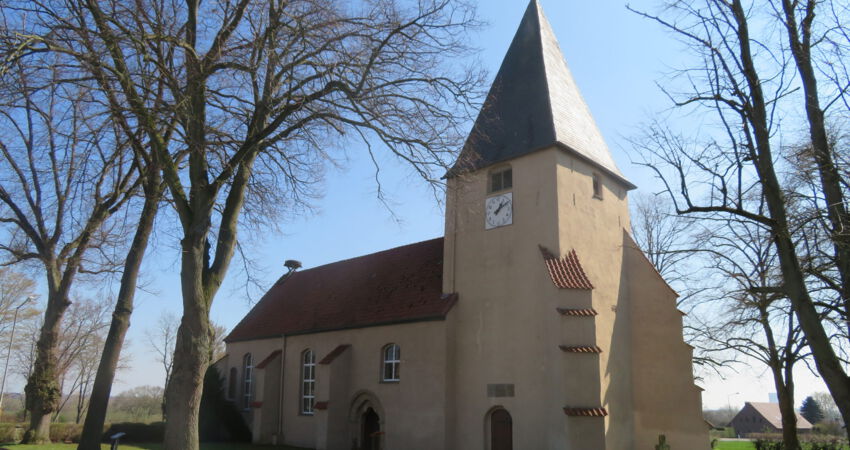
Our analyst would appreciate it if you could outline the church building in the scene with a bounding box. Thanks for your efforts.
[221,1,709,449]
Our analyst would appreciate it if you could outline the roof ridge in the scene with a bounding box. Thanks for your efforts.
[529,1,558,146]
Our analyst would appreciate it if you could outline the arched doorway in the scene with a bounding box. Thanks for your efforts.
[361,407,381,450]
[348,391,384,450]
[490,408,512,450]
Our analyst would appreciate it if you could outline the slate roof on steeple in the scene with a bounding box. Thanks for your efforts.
[449,0,634,189]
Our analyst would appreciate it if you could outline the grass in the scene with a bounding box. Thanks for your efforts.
[713,440,850,450]
[0,444,310,450]
[714,441,756,450]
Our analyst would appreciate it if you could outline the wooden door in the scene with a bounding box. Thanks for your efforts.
[490,409,512,450]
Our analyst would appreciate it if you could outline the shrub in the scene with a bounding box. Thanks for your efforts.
[754,439,785,450]
[806,436,844,450]
[103,422,165,443]
[0,423,22,443]
[49,422,83,443]
[199,366,251,443]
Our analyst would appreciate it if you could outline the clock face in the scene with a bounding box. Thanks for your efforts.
[485,193,513,229]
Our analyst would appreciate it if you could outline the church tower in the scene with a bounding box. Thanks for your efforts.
[442,1,708,448]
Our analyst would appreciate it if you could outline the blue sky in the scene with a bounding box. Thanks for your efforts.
[13,0,830,411]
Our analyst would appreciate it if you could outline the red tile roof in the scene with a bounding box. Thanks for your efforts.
[559,345,603,354]
[319,345,350,365]
[226,238,456,342]
[539,245,594,289]
[556,308,597,317]
[563,407,608,417]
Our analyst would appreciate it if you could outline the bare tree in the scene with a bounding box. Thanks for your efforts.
[813,391,842,423]
[1,1,483,448]
[694,217,810,449]
[108,385,164,423]
[630,193,694,281]
[146,312,177,421]
[11,298,111,423]
[0,60,139,442]
[629,194,723,373]
[0,269,38,348]
[777,1,850,330]
[50,299,110,423]
[209,322,227,365]
[628,0,850,439]
[0,11,164,446]
[0,268,37,419]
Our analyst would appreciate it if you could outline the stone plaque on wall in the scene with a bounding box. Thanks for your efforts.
[487,384,515,398]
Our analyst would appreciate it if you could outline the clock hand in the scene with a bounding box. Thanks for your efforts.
[494,201,507,215]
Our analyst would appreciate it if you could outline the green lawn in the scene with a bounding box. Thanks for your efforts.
[0,444,309,450]
[714,441,756,450]
[713,440,850,450]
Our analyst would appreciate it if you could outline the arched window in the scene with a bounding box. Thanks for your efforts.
[382,344,400,382]
[301,349,316,415]
[242,353,253,409]
[228,367,237,400]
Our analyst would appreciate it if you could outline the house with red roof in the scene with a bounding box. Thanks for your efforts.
[220,1,708,449]
[730,402,814,437]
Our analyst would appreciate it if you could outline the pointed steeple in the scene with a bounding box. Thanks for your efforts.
[451,0,634,189]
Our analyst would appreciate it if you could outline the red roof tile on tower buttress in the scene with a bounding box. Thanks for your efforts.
[539,245,594,289]
[563,407,608,417]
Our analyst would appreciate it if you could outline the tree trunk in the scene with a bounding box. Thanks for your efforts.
[77,183,160,450]
[776,380,800,450]
[163,233,212,450]
[780,0,850,337]
[761,305,801,449]
[22,285,69,444]
[23,408,52,444]
[770,360,800,449]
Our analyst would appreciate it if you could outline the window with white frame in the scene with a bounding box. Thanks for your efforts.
[301,349,316,415]
[242,353,253,410]
[382,344,401,382]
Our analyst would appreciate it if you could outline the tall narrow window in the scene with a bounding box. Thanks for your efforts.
[301,349,316,415]
[592,173,603,199]
[242,353,253,410]
[489,167,512,193]
[382,344,401,382]
[228,367,237,400]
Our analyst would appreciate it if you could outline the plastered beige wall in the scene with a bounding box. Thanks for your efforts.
[279,320,449,450]
[444,146,707,449]
[221,336,282,436]
[624,233,710,449]
[554,151,635,449]
[445,147,610,449]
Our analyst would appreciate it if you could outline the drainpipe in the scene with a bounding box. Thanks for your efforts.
[275,259,301,444]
